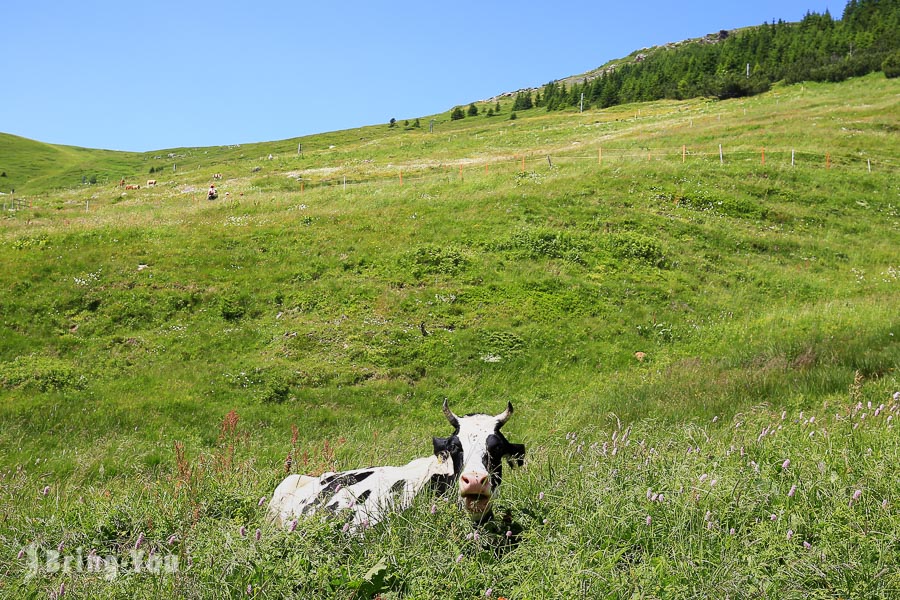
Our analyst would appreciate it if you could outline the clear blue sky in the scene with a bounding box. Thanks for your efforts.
[1,0,837,152]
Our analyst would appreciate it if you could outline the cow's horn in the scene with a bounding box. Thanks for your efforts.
[442,399,459,428]
[495,401,513,427]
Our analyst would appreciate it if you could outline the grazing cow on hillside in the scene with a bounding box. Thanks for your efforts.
[146,179,157,187]
[213,173,223,180]
[125,184,140,190]
[268,400,526,531]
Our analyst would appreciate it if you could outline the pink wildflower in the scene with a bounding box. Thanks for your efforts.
[258,496,267,507]
[456,554,463,563]
[803,541,812,549]
[135,532,145,549]
[787,529,794,540]
[255,528,261,541]
[342,523,351,533]
[167,534,178,545]
[538,492,544,501]
[770,514,778,521]
[239,526,247,538]
[782,459,791,470]
[646,515,652,526]
[788,485,797,498]
[288,519,297,532]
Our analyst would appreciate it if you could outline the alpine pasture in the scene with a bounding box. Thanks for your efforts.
[1,73,898,598]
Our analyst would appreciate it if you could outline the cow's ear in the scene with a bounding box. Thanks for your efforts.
[432,436,450,457]
[505,443,526,468]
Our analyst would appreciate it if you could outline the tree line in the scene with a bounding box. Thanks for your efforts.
[505,0,899,114]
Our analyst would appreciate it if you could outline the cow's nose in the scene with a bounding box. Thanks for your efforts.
[462,472,488,487]
[460,471,490,490]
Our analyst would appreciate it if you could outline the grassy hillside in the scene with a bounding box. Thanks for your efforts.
[0,74,898,597]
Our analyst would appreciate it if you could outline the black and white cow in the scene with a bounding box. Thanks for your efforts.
[267,400,525,530]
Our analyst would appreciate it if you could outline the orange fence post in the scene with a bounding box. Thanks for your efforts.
[399,170,403,185]
[521,156,526,172]
[599,147,602,165]
[761,147,766,165]
[826,153,831,169]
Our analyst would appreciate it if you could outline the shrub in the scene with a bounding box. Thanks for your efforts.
[450,107,465,121]
[220,294,247,321]
[0,355,86,391]
[883,50,900,78]
[609,232,666,267]
[491,228,591,265]
[402,245,468,278]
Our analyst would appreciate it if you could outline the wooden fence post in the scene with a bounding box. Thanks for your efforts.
[719,144,724,165]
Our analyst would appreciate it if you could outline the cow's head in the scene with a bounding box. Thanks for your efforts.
[432,399,526,520]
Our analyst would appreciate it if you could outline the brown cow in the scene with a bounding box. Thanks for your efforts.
[146,179,157,187]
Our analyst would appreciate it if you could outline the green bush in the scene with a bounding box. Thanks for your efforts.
[609,232,666,267]
[402,245,468,278]
[883,50,900,78]
[0,355,86,391]
[220,294,247,321]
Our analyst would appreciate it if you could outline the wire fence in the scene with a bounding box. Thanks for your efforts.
[284,144,895,194]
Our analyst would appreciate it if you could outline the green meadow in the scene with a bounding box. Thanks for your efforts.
[0,73,898,598]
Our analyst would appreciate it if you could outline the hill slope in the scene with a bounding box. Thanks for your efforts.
[0,74,898,597]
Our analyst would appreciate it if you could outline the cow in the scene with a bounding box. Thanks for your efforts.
[267,400,525,531]
[146,179,157,187]
[125,184,140,190]
[213,173,223,180]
